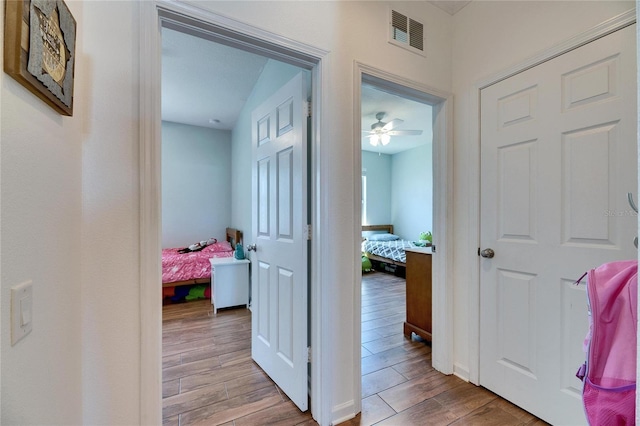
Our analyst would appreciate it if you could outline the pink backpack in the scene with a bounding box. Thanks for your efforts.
[577,260,637,425]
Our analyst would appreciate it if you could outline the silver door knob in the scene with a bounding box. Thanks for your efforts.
[480,248,495,258]
[246,244,257,252]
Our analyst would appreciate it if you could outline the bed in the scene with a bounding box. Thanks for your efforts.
[162,228,242,287]
[362,224,429,266]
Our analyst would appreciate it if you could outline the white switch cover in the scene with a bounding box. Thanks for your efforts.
[11,280,33,345]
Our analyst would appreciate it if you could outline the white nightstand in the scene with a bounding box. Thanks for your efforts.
[209,257,250,314]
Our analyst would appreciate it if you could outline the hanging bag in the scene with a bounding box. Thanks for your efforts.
[577,260,637,425]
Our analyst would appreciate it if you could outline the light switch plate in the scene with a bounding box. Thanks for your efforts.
[11,280,33,345]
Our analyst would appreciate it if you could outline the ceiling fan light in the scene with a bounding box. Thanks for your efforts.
[381,134,391,145]
[369,135,379,147]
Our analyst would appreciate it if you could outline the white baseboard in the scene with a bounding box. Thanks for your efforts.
[453,363,470,382]
[331,400,357,425]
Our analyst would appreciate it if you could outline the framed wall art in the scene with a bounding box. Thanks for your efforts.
[4,0,77,116]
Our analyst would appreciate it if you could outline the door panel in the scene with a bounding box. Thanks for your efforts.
[251,72,308,411]
[480,25,636,425]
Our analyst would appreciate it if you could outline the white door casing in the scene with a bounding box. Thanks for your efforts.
[250,72,309,411]
[355,65,455,379]
[140,2,332,424]
[480,24,636,425]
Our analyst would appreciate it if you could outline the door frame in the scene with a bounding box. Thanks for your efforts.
[467,9,636,385]
[138,2,330,424]
[353,62,455,393]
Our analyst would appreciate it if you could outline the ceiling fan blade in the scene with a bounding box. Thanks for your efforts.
[382,118,403,131]
[386,129,423,136]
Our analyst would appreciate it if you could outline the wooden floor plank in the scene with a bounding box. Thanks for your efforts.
[375,398,457,426]
[180,360,261,393]
[361,367,408,398]
[225,370,275,399]
[357,394,396,426]
[162,382,227,419]
[377,371,465,413]
[163,379,181,399]
[183,386,283,425]
[233,400,315,426]
[432,382,498,419]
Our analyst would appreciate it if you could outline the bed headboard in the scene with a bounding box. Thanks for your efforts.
[362,224,394,234]
[226,228,243,249]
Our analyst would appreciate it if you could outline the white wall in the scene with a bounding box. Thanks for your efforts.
[450,0,635,380]
[361,151,392,226]
[362,144,433,241]
[162,121,232,248]
[231,59,308,239]
[391,144,433,240]
[1,1,84,424]
[80,1,140,423]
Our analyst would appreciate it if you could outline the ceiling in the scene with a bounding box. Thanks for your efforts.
[427,0,472,15]
[361,84,432,155]
[162,27,268,130]
[162,23,433,155]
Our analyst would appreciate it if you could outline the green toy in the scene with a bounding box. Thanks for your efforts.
[419,231,432,242]
[362,254,373,272]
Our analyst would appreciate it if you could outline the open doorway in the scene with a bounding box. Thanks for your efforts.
[351,66,455,421]
[359,81,436,410]
[159,23,314,424]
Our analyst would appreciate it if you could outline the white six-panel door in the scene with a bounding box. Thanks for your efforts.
[480,25,636,425]
[250,72,308,411]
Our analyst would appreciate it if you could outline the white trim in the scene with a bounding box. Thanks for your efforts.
[332,400,359,426]
[453,364,470,382]
[139,2,162,424]
[310,50,332,426]
[354,62,455,379]
[139,1,330,424]
[352,70,364,419]
[467,8,636,386]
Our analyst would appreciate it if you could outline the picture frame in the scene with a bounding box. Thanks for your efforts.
[4,0,77,116]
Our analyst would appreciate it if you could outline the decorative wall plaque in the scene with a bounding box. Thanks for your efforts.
[4,0,76,116]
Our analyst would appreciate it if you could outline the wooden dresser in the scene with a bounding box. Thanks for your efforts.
[403,247,432,342]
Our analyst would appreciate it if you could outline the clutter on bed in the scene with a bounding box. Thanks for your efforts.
[176,237,218,253]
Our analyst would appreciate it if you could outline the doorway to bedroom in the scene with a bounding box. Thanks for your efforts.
[159,25,314,424]
[359,80,436,408]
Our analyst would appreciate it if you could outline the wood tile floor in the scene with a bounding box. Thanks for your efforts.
[162,272,548,426]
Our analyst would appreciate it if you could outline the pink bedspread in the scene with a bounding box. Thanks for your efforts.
[162,241,234,284]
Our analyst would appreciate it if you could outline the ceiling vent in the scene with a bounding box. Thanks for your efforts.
[389,9,425,56]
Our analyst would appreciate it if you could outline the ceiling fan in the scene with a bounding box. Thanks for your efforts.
[363,112,423,147]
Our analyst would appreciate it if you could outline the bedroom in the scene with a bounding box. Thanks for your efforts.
[159,24,318,422]
[360,83,433,275]
[160,27,310,301]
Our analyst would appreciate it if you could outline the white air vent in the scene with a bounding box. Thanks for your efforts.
[389,9,425,56]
